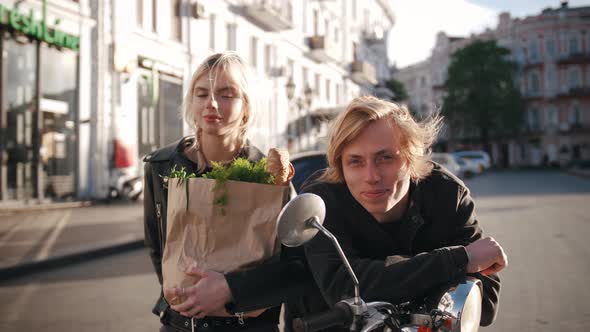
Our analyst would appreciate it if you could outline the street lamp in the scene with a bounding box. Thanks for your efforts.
[285,77,314,152]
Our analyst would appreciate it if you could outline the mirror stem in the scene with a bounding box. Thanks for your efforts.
[306,216,361,305]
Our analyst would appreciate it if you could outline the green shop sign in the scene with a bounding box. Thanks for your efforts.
[0,3,80,51]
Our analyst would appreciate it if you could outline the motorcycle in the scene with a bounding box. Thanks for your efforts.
[107,139,143,201]
[276,193,483,332]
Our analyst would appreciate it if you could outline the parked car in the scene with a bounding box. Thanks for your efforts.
[431,152,462,177]
[453,150,492,173]
[452,154,479,178]
[290,151,327,193]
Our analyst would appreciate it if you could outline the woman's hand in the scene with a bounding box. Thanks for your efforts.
[169,267,233,318]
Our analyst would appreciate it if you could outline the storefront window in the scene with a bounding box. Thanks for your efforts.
[137,73,183,158]
[40,44,78,199]
[1,36,37,201]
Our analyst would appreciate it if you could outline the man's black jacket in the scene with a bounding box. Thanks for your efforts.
[143,137,309,320]
[286,164,500,327]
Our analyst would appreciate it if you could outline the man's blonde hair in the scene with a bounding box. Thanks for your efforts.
[182,52,254,141]
[319,96,443,183]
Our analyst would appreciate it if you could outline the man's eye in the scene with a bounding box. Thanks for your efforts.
[348,159,362,166]
[221,95,234,99]
[196,94,208,98]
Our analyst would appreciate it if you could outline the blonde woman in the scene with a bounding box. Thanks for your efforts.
[144,52,307,332]
[286,96,507,328]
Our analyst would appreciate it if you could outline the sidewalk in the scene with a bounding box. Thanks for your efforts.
[0,201,145,281]
[568,167,590,179]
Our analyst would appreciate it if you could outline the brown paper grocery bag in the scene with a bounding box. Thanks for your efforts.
[162,177,289,317]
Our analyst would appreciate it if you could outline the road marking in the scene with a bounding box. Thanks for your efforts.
[2,283,40,322]
[0,216,33,247]
[34,210,71,261]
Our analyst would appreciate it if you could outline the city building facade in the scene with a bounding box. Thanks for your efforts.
[394,2,590,168]
[0,0,95,204]
[0,0,394,204]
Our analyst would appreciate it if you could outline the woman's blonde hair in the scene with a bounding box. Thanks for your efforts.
[182,52,254,141]
[319,95,443,183]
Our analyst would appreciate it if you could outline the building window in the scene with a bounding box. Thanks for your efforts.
[287,2,293,25]
[314,73,321,97]
[287,58,294,78]
[570,104,581,125]
[569,33,580,55]
[326,79,331,103]
[529,71,540,94]
[546,108,558,127]
[313,10,318,35]
[137,0,143,27]
[264,44,271,75]
[352,0,357,20]
[209,14,216,50]
[151,0,157,32]
[302,67,309,89]
[249,36,258,70]
[568,67,581,89]
[528,39,538,62]
[528,108,539,130]
[170,0,181,41]
[544,68,555,93]
[301,1,308,34]
[545,39,555,59]
[226,23,236,51]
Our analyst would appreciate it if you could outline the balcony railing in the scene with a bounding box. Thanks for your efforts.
[241,0,293,31]
[350,60,377,85]
[555,87,590,99]
[556,52,590,65]
[362,28,385,44]
[306,35,338,62]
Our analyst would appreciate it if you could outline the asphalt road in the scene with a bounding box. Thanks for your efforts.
[0,170,588,332]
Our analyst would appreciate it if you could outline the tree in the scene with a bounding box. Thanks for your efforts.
[385,78,409,102]
[442,40,525,153]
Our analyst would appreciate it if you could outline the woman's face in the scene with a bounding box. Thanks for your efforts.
[192,69,245,137]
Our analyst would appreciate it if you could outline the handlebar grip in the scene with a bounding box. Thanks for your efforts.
[293,302,353,332]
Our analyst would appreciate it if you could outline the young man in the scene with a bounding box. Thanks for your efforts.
[287,96,507,328]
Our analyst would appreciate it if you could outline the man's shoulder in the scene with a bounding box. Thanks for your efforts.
[425,162,466,190]
[143,137,193,163]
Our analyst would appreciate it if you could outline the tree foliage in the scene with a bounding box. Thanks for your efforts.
[442,40,525,151]
[385,78,409,102]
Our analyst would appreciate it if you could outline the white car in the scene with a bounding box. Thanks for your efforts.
[453,151,492,173]
[431,153,462,177]
[453,155,480,178]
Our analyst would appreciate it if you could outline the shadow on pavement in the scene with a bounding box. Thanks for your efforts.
[464,170,590,198]
[0,247,155,287]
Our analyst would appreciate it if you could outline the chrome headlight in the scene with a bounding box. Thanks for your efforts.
[437,278,482,332]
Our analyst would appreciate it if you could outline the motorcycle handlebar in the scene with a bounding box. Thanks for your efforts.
[293,302,354,332]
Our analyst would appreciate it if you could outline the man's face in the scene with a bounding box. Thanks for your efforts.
[341,119,411,222]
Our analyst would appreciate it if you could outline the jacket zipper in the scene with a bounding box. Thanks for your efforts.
[156,202,164,253]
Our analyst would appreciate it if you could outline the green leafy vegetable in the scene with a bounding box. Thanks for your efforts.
[166,158,274,214]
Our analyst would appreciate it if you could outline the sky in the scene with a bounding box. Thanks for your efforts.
[387,0,590,68]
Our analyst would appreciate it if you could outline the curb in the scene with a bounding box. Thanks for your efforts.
[567,168,590,179]
[0,239,145,282]
[0,201,93,215]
